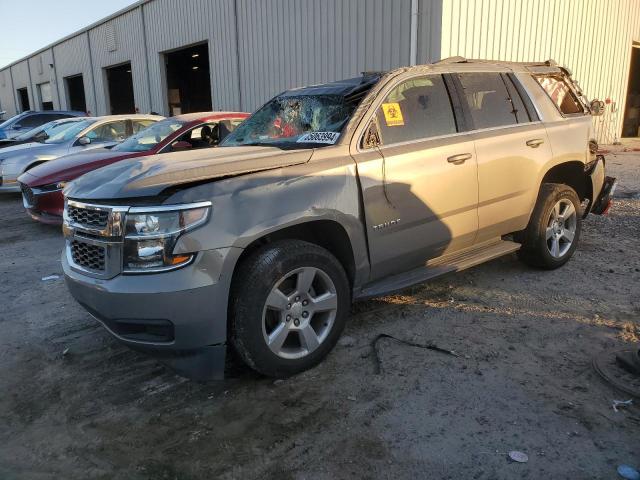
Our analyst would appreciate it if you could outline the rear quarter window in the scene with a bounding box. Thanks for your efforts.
[535,75,585,115]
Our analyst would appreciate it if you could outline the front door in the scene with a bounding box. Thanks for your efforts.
[352,74,479,280]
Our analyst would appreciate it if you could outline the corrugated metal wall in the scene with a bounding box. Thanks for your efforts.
[439,0,640,143]
[235,0,413,111]
[27,49,60,109]
[53,33,97,114]
[88,7,150,114]
[143,0,240,112]
[8,61,33,110]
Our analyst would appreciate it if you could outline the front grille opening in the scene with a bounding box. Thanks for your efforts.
[68,205,109,229]
[20,184,34,206]
[71,240,106,271]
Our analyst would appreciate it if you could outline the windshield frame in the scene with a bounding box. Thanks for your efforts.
[220,93,360,150]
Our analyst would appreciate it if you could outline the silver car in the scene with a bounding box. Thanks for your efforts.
[0,114,163,192]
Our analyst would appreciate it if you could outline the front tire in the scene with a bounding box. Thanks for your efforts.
[516,183,582,269]
[229,240,350,377]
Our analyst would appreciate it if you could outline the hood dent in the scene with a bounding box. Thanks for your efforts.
[64,146,314,200]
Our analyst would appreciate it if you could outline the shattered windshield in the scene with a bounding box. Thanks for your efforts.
[113,119,184,152]
[221,94,356,149]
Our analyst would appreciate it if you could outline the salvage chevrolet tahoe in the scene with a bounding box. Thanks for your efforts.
[61,59,616,379]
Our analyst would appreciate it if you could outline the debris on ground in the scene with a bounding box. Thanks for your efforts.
[41,275,60,281]
[371,333,459,374]
[508,451,529,463]
[617,464,640,480]
[613,399,633,412]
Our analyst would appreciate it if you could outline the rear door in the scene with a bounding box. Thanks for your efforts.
[454,72,553,242]
[352,73,479,280]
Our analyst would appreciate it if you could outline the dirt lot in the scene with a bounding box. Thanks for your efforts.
[1,153,639,480]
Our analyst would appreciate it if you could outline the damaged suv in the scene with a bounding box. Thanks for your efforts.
[62,58,616,379]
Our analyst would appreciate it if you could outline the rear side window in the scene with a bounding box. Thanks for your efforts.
[20,114,51,128]
[376,74,457,145]
[535,75,584,115]
[457,73,519,129]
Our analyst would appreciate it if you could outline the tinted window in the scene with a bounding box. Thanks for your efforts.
[20,114,51,128]
[376,75,457,145]
[86,120,128,142]
[503,76,532,123]
[458,73,519,129]
[535,75,584,115]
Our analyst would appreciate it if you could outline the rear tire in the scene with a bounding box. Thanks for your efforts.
[516,183,582,269]
[229,240,350,377]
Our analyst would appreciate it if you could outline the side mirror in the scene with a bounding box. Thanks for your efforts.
[362,122,381,149]
[590,99,605,116]
[78,136,91,146]
[171,140,193,151]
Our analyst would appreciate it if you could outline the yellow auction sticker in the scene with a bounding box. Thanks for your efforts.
[382,102,404,126]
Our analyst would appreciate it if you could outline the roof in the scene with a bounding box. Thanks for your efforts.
[92,114,165,122]
[173,111,249,122]
[281,74,384,98]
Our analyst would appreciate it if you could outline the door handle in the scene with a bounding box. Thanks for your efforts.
[526,138,544,148]
[447,153,472,165]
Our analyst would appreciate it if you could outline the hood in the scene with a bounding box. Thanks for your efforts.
[19,148,136,186]
[0,142,67,164]
[64,146,314,200]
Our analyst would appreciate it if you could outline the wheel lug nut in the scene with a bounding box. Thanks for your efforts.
[302,311,309,318]
[286,315,291,321]
[302,300,308,306]
[287,303,291,310]
[294,318,300,326]
[295,296,300,302]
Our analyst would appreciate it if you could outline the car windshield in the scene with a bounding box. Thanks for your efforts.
[112,119,185,152]
[221,94,357,149]
[44,119,95,144]
[14,119,79,142]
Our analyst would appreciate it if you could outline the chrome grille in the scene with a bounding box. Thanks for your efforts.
[20,183,34,207]
[70,240,106,271]
[67,205,109,229]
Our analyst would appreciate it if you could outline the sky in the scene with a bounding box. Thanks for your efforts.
[0,0,138,68]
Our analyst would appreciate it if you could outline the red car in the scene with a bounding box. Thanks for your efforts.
[18,111,249,224]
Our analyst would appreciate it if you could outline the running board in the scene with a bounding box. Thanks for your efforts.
[356,239,521,300]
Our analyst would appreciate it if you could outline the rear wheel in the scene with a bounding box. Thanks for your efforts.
[516,183,582,269]
[230,240,350,377]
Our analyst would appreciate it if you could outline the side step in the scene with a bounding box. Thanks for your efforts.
[356,239,521,300]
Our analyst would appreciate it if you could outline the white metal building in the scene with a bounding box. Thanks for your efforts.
[1,0,639,143]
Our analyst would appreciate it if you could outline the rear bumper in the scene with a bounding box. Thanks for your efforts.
[591,176,617,215]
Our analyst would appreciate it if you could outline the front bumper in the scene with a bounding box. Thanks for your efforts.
[591,176,617,215]
[20,184,64,224]
[63,246,243,379]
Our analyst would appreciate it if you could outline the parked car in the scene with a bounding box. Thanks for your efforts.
[19,112,248,224]
[0,110,86,140]
[0,114,163,193]
[0,117,87,149]
[61,59,616,380]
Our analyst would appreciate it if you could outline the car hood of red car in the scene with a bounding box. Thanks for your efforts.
[20,148,143,187]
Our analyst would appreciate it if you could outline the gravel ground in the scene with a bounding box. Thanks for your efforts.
[0,153,639,480]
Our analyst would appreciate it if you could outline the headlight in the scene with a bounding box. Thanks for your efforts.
[38,181,66,192]
[123,202,211,273]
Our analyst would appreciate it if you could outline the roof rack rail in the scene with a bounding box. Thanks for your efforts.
[435,56,468,64]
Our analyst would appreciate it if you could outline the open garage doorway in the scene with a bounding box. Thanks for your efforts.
[17,88,30,111]
[106,62,135,114]
[622,45,640,138]
[65,74,87,113]
[164,43,212,116]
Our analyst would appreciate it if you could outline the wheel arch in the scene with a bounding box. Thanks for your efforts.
[233,219,357,290]
[539,160,592,206]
